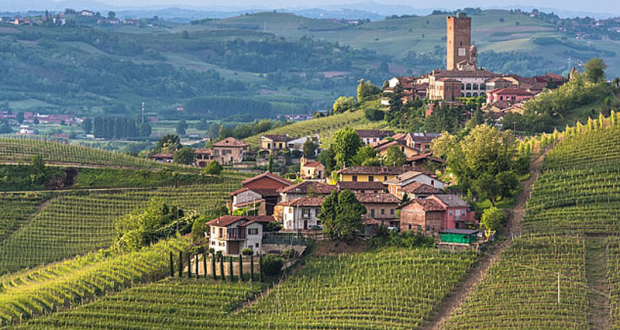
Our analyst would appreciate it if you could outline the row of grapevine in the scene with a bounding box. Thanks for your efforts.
[17,248,478,329]
[0,194,50,241]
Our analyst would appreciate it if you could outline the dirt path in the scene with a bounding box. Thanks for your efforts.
[586,238,610,330]
[420,152,546,330]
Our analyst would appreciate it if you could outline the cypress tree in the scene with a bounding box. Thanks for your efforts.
[203,253,207,279]
[250,255,254,281]
[178,251,182,278]
[212,254,217,280]
[195,254,199,277]
[170,252,174,277]
[220,256,225,281]
[239,255,244,281]
[229,257,234,281]
[187,253,191,278]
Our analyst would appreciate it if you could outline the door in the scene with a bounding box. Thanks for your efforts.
[304,221,308,230]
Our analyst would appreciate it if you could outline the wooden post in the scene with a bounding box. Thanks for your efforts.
[259,254,263,282]
[187,253,191,278]
[195,254,199,278]
[250,255,254,282]
[557,272,561,304]
[212,255,217,280]
[220,256,225,281]
[178,251,182,278]
[229,256,234,281]
[169,251,174,277]
[203,253,207,279]
[239,255,244,281]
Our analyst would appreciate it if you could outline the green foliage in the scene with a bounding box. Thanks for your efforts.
[357,79,381,102]
[384,145,407,166]
[267,154,274,173]
[82,117,93,134]
[320,190,366,239]
[364,108,385,121]
[261,255,284,276]
[302,139,318,158]
[584,57,607,84]
[480,206,504,232]
[203,160,223,175]
[176,119,188,135]
[242,248,255,255]
[369,229,435,249]
[424,103,466,134]
[318,148,337,174]
[156,134,182,153]
[351,145,377,166]
[332,96,357,114]
[173,147,195,165]
[331,127,362,167]
[265,221,283,232]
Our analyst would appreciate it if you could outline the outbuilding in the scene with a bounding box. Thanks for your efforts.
[439,229,479,245]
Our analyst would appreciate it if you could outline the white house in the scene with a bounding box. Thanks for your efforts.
[384,171,447,198]
[280,197,324,231]
[19,125,34,135]
[206,216,273,255]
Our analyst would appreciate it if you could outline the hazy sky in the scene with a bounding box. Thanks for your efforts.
[49,0,619,13]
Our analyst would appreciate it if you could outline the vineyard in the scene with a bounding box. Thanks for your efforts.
[244,108,386,149]
[0,181,239,275]
[13,248,477,329]
[0,137,192,171]
[0,194,50,241]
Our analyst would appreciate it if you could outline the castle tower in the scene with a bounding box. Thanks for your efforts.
[446,13,472,71]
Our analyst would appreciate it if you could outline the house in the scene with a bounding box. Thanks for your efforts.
[406,153,446,167]
[150,153,174,163]
[404,133,442,152]
[300,156,325,180]
[80,10,95,16]
[261,134,291,152]
[355,130,395,145]
[206,215,274,255]
[194,149,214,167]
[394,182,443,200]
[278,181,334,202]
[428,194,475,230]
[212,137,248,165]
[337,181,386,194]
[231,172,292,216]
[280,197,324,231]
[355,193,401,227]
[337,166,412,183]
[440,229,479,245]
[372,140,419,159]
[19,125,34,135]
[385,171,447,197]
[486,88,535,104]
[399,198,446,234]
[287,136,317,153]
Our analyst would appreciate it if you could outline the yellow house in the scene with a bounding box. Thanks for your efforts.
[261,134,290,151]
[373,140,419,159]
[300,156,325,180]
[337,166,411,183]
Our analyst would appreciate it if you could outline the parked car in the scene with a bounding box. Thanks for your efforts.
[309,225,323,231]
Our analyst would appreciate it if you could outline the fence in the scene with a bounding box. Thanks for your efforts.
[263,233,309,246]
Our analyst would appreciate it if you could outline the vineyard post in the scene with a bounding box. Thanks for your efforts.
[557,272,561,304]
[195,254,199,278]
[250,255,255,281]
[169,251,173,277]
[229,256,234,281]
[212,254,217,280]
[203,252,207,279]
[220,256,225,281]
[187,253,191,278]
[259,255,263,282]
[239,254,244,281]
[178,251,182,278]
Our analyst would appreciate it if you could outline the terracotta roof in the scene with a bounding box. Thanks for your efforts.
[407,132,441,143]
[206,215,274,227]
[241,172,292,186]
[337,166,411,176]
[279,197,324,207]
[213,137,248,148]
[354,193,401,204]
[432,69,498,78]
[384,171,424,184]
[400,182,443,195]
[406,153,446,164]
[430,194,469,208]
[337,181,386,191]
[278,181,335,194]
[401,198,445,211]
[355,129,395,138]
[374,140,416,152]
[150,153,173,158]
[303,161,324,168]
[262,134,290,141]
[488,88,535,96]
[229,187,281,197]
[194,148,212,155]
[391,133,407,141]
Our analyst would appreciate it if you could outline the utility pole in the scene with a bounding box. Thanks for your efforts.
[141,102,145,124]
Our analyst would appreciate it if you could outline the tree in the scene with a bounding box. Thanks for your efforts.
[384,145,407,166]
[31,155,45,175]
[16,112,24,124]
[108,11,116,19]
[176,120,188,136]
[302,139,318,158]
[208,123,220,140]
[196,118,208,130]
[0,122,12,134]
[156,134,181,153]
[496,171,519,200]
[173,147,195,165]
[181,30,190,39]
[320,190,366,239]
[139,123,151,137]
[584,57,607,84]
[364,109,384,121]
[481,206,504,232]
[203,160,223,175]
[331,127,362,167]
[351,145,377,166]
[318,148,337,174]
[267,154,274,173]
[473,173,500,206]
[82,118,93,134]
[332,96,356,114]
[33,117,39,125]
[357,79,381,102]
[378,61,389,73]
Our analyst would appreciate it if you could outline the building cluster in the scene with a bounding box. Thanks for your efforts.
[382,13,568,122]
[0,9,147,27]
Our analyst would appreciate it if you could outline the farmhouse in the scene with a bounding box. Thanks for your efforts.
[230,172,292,215]
[278,181,334,202]
[261,134,291,152]
[212,137,248,165]
[355,193,401,227]
[355,129,395,145]
[300,156,325,180]
[280,197,324,231]
[373,139,419,159]
[150,153,174,163]
[206,215,273,255]
[399,194,475,234]
[385,171,447,197]
[337,166,412,183]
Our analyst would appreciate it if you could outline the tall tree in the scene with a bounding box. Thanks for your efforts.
[584,57,607,84]
[173,147,195,165]
[176,120,188,136]
[331,127,362,167]
[81,118,92,134]
[357,79,381,102]
[16,112,24,124]
[302,139,318,158]
[156,134,181,153]
[319,190,366,239]
[351,145,377,166]
[384,145,407,166]
[332,96,356,114]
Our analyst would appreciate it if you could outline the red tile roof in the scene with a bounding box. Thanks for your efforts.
[241,172,292,186]
[262,134,290,141]
[194,148,212,155]
[400,182,443,194]
[278,181,335,194]
[487,88,535,96]
[213,137,248,148]
[206,215,274,227]
[354,193,401,204]
[229,187,281,197]
[303,161,324,168]
[279,197,324,207]
[337,181,386,191]
[150,153,174,159]
[401,199,445,212]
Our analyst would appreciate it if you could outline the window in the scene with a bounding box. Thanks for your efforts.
[352,175,358,182]
[446,86,451,91]
[473,83,478,90]
[390,209,395,215]
[368,175,374,182]
[255,243,259,248]
[218,241,225,247]
[466,83,471,90]
[248,228,259,235]
[211,240,215,246]
[431,180,435,186]
[409,225,412,230]
[371,209,375,217]
[302,208,311,218]
[461,93,465,97]
[480,84,486,90]
[384,176,387,181]
[500,96,504,101]
[288,208,293,214]
[466,92,471,97]
[219,228,223,238]
[267,143,271,149]
[381,208,385,215]
[212,227,216,234]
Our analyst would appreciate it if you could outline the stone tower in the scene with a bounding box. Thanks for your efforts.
[446,13,472,71]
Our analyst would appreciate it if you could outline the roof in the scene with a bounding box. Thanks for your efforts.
[241,172,292,186]
[355,129,395,138]
[150,153,173,158]
[206,215,274,227]
[278,181,335,194]
[406,153,446,164]
[487,88,535,96]
[373,140,416,153]
[354,193,401,204]
[262,134,290,141]
[279,197,324,207]
[337,181,386,191]
[432,69,498,78]
[400,182,443,195]
[407,132,441,143]
[303,161,324,168]
[337,166,411,176]
[440,229,479,235]
[383,171,424,184]
[401,198,445,212]
[430,194,470,208]
[213,137,248,148]
[229,187,281,197]
[194,148,212,155]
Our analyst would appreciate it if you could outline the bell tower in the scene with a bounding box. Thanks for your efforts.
[446,13,472,71]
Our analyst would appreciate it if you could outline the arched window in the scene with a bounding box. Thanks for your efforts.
[473,83,478,90]
[466,83,472,90]
[461,93,465,97]
[473,92,478,97]
[480,84,486,90]
[461,84,465,90]
[480,92,486,97]
[466,92,471,97]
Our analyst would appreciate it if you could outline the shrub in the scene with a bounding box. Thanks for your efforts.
[261,255,284,276]
[241,248,254,256]
[364,109,384,121]
[283,248,296,259]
